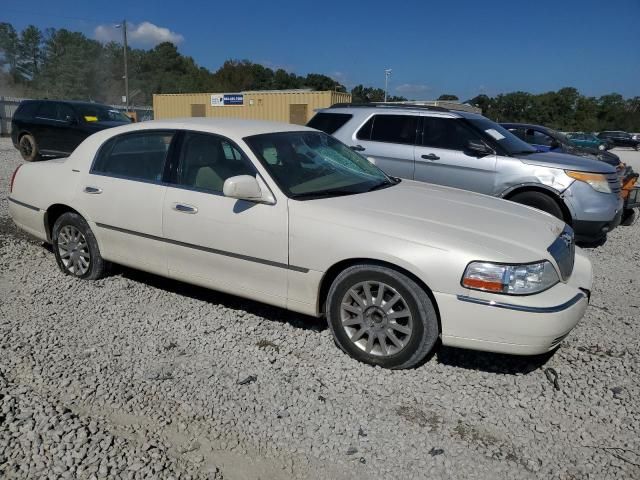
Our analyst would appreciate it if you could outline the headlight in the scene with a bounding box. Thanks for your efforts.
[565,170,612,193]
[462,261,559,295]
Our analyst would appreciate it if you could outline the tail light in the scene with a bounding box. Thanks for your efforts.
[10,165,22,193]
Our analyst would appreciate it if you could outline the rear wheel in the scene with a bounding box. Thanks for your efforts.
[326,264,439,369]
[509,191,565,221]
[18,134,40,162]
[52,212,106,280]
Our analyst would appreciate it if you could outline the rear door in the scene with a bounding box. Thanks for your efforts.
[32,102,59,153]
[350,114,418,179]
[78,130,175,275]
[414,116,497,195]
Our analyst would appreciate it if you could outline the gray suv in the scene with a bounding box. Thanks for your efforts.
[308,104,623,244]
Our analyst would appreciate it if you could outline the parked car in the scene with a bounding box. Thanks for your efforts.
[597,131,640,150]
[8,118,592,369]
[500,123,619,166]
[565,132,612,151]
[309,104,623,244]
[11,99,133,161]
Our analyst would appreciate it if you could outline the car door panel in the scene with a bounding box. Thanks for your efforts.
[351,114,418,179]
[76,130,175,275]
[162,131,288,306]
[414,116,497,195]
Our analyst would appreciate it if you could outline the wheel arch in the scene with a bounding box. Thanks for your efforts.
[317,258,442,333]
[501,184,573,225]
[43,204,82,243]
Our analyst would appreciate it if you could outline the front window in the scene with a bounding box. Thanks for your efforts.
[467,118,537,155]
[244,131,394,199]
[75,104,131,123]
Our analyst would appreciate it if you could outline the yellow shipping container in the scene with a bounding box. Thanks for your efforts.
[153,90,351,125]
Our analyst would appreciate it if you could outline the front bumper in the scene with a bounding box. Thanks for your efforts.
[563,181,623,242]
[438,249,592,355]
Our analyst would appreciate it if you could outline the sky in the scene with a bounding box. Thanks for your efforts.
[3,0,639,100]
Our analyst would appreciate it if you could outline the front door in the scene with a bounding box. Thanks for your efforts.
[162,131,289,307]
[78,130,175,275]
[349,113,418,179]
[414,116,497,195]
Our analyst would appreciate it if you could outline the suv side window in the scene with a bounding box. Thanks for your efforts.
[356,114,419,145]
[58,104,76,122]
[421,117,482,150]
[92,131,175,182]
[15,101,40,118]
[174,132,256,193]
[307,113,353,134]
[36,102,58,120]
[524,129,553,146]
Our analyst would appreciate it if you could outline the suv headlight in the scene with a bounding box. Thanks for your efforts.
[462,261,559,295]
[565,170,612,193]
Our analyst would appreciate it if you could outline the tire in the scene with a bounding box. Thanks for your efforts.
[18,134,41,162]
[326,264,439,369]
[52,212,106,280]
[509,191,565,221]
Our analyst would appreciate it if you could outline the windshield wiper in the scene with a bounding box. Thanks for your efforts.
[291,189,359,200]
[366,179,396,192]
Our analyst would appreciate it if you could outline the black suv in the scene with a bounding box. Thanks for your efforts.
[597,131,640,150]
[11,100,132,161]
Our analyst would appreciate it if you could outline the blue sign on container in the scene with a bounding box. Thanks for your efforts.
[223,94,244,105]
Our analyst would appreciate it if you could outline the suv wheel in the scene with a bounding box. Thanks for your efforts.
[52,213,106,280]
[509,191,564,221]
[326,264,439,369]
[18,134,41,162]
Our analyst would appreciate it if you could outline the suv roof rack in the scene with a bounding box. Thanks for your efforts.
[329,102,451,112]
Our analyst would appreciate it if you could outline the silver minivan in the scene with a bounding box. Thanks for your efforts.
[308,104,623,244]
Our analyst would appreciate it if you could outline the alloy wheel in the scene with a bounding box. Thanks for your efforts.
[340,281,413,356]
[57,225,90,276]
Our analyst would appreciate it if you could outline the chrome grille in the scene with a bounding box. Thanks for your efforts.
[606,172,621,196]
[547,225,575,281]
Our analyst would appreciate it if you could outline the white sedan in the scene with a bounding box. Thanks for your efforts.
[8,118,592,369]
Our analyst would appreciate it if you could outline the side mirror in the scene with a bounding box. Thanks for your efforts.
[223,175,273,204]
[465,140,493,157]
[549,139,561,149]
[64,115,77,125]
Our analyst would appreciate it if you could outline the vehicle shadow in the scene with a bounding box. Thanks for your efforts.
[434,345,557,375]
[113,264,328,333]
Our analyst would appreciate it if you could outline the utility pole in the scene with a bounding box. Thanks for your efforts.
[116,20,130,113]
[384,69,392,102]
[123,20,129,114]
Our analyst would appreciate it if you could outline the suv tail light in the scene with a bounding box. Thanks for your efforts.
[10,165,22,193]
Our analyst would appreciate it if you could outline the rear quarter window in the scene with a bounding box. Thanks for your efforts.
[307,113,353,134]
[14,101,40,119]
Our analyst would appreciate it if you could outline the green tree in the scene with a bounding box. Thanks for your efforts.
[17,25,43,81]
[0,23,20,82]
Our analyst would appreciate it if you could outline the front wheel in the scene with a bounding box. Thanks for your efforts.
[326,264,439,369]
[509,191,565,221]
[52,212,106,280]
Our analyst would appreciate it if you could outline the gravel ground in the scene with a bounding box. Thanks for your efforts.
[1,136,639,479]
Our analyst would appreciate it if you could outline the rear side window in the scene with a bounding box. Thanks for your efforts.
[36,102,58,119]
[15,101,39,119]
[356,114,419,145]
[92,131,175,182]
[307,113,353,134]
[421,117,482,150]
[524,129,553,146]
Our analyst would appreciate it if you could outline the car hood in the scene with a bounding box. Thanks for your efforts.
[514,151,615,173]
[561,145,620,166]
[291,180,566,264]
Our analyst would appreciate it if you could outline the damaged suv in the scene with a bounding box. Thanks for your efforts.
[309,104,623,244]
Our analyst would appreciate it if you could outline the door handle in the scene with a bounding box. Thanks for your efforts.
[83,186,102,194]
[421,154,440,161]
[173,203,198,214]
[350,145,366,152]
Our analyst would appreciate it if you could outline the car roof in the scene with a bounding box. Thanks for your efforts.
[102,117,316,138]
[22,99,116,108]
[321,103,486,120]
[500,122,547,130]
